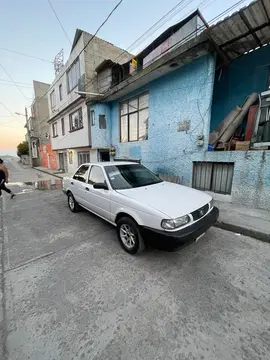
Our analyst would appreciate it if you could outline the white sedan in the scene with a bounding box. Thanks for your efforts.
[62,162,219,254]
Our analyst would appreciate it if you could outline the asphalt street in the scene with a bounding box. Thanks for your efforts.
[0,158,270,360]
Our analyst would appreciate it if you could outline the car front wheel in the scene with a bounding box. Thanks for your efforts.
[68,193,80,213]
[117,217,145,255]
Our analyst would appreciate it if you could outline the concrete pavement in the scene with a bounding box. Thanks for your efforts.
[0,160,270,360]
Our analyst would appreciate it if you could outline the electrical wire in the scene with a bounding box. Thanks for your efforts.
[27,0,249,134]
[47,0,73,45]
[0,47,53,63]
[26,0,124,109]
[0,62,31,102]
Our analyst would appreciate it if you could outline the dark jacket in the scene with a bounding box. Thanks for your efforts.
[0,170,6,184]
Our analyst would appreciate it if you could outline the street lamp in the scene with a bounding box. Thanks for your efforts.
[15,108,33,168]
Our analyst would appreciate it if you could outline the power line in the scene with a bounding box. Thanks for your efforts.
[0,63,31,102]
[0,78,32,86]
[47,0,72,45]
[0,47,53,63]
[0,82,32,89]
[0,101,25,125]
[27,0,124,109]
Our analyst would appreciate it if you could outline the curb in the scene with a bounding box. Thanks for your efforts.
[214,221,270,244]
[34,167,64,180]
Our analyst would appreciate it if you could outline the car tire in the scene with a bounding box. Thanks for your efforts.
[117,217,145,255]
[68,192,80,213]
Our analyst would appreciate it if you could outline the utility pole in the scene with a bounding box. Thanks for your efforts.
[25,107,33,168]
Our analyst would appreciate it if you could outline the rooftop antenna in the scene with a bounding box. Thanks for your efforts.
[54,49,64,75]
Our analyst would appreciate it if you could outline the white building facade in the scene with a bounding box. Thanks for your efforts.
[48,29,131,174]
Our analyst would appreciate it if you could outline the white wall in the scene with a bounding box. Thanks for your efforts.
[48,35,85,117]
[51,102,89,150]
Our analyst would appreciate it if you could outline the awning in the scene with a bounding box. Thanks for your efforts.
[210,0,270,60]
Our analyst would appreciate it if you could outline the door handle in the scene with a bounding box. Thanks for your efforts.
[71,181,74,185]
[85,187,90,191]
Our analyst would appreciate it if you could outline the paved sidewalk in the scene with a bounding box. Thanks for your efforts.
[34,166,71,179]
[34,165,270,243]
[215,200,270,243]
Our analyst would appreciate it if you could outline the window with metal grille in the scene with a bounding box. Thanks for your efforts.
[192,162,234,195]
[78,152,90,166]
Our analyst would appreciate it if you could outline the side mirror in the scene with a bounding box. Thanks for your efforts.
[93,182,108,190]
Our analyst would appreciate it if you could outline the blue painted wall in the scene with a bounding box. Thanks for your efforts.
[89,103,112,149]
[211,45,270,131]
[110,54,216,185]
[90,51,270,210]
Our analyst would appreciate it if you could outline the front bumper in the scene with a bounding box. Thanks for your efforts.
[62,189,67,195]
[140,206,219,251]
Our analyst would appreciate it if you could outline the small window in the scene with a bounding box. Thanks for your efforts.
[78,152,90,166]
[69,108,83,131]
[99,114,106,129]
[59,84,63,101]
[52,122,58,137]
[73,165,89,183]
[61,118,65,135]
[88,166,105,185]
[91,110,95,126]
[50,90,56,108]
[192,162,234,195]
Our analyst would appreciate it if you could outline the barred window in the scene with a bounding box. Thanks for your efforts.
[69,108,83,131]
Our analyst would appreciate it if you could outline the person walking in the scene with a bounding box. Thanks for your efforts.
[0,158,15,199]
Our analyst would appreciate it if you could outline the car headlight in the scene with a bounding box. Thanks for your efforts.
[209,199,214,210]
[161,215,190,229]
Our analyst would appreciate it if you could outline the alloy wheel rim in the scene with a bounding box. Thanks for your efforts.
[120,224,136,249]
[69,196,74,210]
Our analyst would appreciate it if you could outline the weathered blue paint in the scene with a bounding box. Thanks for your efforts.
[90,50,270,211]
[211,45,270,131]
[89,103,111,149]
[110,54,215,184]
[192,150,270,211]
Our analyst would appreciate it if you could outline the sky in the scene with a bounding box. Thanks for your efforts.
[0,0,251,156]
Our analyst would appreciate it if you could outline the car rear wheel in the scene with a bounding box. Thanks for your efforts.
[68,193,79,213]
[117,217,145,255]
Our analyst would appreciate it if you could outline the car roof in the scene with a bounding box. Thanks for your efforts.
[81,161,139,167]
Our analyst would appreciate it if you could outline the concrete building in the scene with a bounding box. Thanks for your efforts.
[48,29,131,173]
[29,81,57,168]
[86,2,270,211]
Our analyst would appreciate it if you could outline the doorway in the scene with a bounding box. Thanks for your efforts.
[99,150,110,162]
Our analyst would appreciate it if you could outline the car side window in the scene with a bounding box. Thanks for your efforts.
[73,165,89,183]
[88,166,105,185]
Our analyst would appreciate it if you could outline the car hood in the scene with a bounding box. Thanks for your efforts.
[117,181,212,218]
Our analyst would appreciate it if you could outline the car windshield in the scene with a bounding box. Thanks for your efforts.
[105,164,163,190]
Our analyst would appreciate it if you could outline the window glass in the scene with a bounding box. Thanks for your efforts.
[90,110,95,126]
[78,152,90,166]
[119,92,149,142]
[88,166,105,184]
[52,122,57,137]
[129,113,138,141]
[138,109,149,140]
[120,102,128,116]
[69,108,83,131]
[59,84,63,101]
[67,59,80,92]
[61,118,65,135]
[99,114,106,129]
[50,90,56,108]
[120,115,128,142]
[139,93,149,109]
[129,98,138,112]
[105,164,162,190]
[73,165,89,183]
